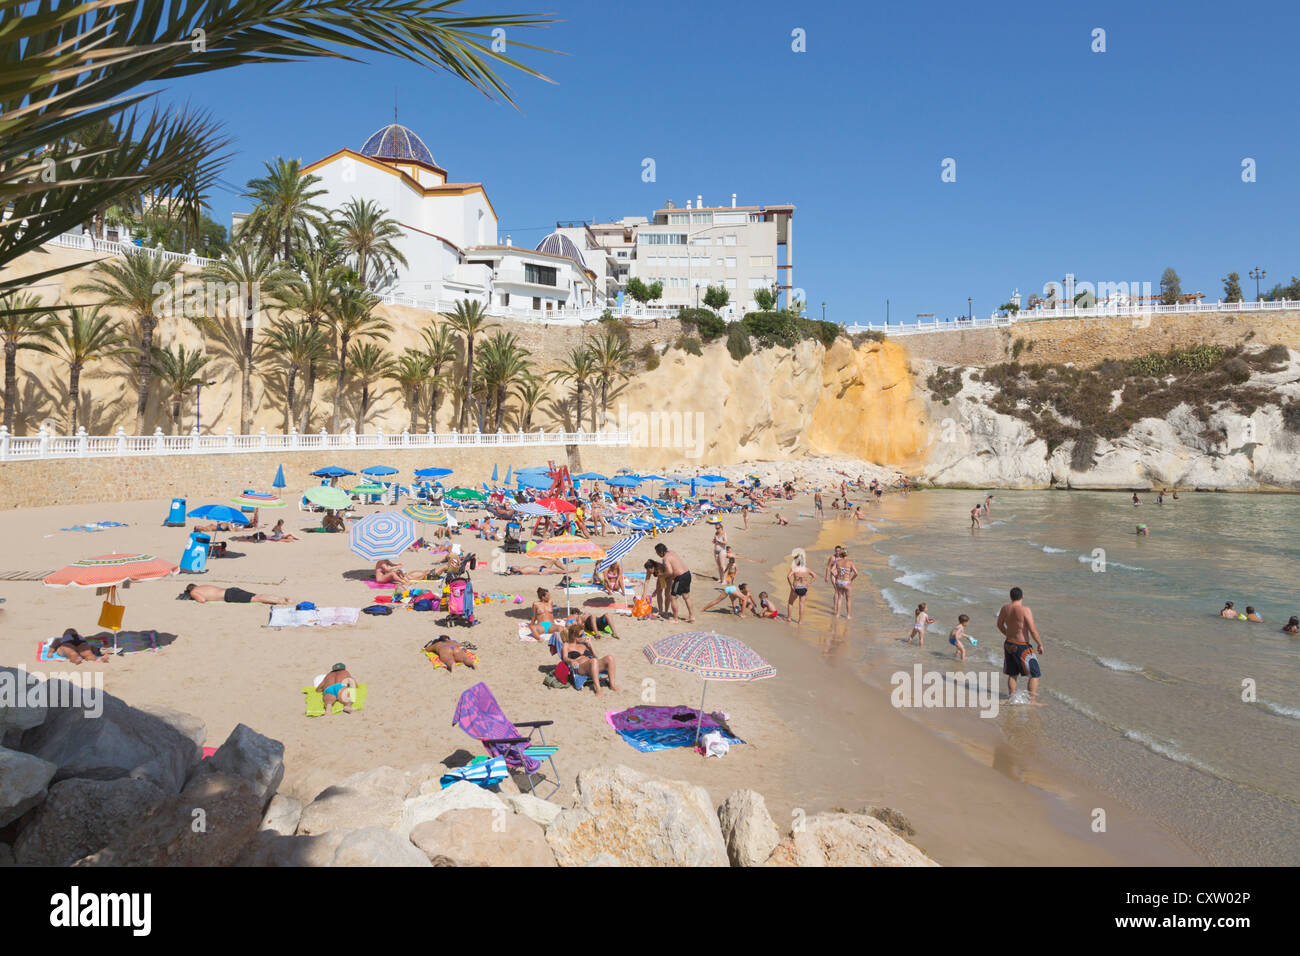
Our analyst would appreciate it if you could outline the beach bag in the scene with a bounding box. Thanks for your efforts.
[362,604,392,616]
[97,598,124,631]
[632,597,652,620]
[700,731,729,758]
[553,660,572,685]
[412,598,435,612]
[296,601,316,611]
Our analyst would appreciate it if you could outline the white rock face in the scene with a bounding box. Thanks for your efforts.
[717,789,780,867]
[505,792,563,829]
[398,782,508,838]
[765,812,938,867]
[410,808,556,867]
[260,793,303,836]
[330,827,432,867]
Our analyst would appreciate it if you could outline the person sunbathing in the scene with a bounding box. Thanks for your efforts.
[193,521,236,533]
[559,623,619,697]
[424,634,477,674]
[503,561,563,575]
[579,611,620,639]
[598,561,625,594]
[269,519,298,542]
[528,588,578,639]
[48,628,111,664]
[374,559,411,586]
[316,663,357,715]
[321,510,345,533]
[183,584,292,605]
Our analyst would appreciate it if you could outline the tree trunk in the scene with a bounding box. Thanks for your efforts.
[3,341,16,433]
[241,293,254,434]
[285,366,298,430]
[429,374,443,433]
[136,315,156,433]
[332,333,350,433]
[172,397,182,435]
[461,341,474,430]
[299,360,316,433]
[68,365,83,433]
[359,383,370,433]
[409,387,419,432]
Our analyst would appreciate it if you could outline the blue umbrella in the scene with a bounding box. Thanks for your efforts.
[642,475,668,482]
[698,475,727,483]
[273,465,286,489]
[662,480,687,488]
[690,478,696,497]
[491,463,499,482]
[349,511,417,561]
[516,474,552,490]
[573,472,608,481]
[595,531,644,575]
[504,465,512,485]
[311,466,355,478]
[607,476,641,487]
[361,465,399,477]
[187,504,250,526]
[414,467,454,479]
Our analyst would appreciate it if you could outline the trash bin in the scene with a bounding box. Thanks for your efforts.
[180,532,210,574]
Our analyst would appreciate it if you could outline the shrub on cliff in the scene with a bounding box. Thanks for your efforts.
[726,323,752,361]
[1283,400,1300,433]
[1070,432,1098,471]
[677,308,727,342]
[797,318,841,348]
[926,367,964,404]
[742,311,798,348]
[850,330,887,345]
[636,342,660,371]
[675,335,703,356]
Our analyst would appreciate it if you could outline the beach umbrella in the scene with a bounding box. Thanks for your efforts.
[690,478,697,497]
[516,474,552,491]
[44,553,179,650]
[573,472,608,481]
[532,534,607,611]
[361,465,399,477]
[304,485,352,509]
[504,465,512,485]
[349,482,387,495]
[595,531,644,575]
[273,465,286,489]
[349,511,417,561]
[187,504,250,526]
[491,463,499,482]
[642,475,668,482]
[536,497,576,513]
[444,487,486,502]
[402,503,451,525]
[311,466,355,478]
[231,491,286,509]
[698,474,726,482]
[414,467,454,479]
[512,502,556,518]
[643,631,776,746]
[661,480,687,489]
[606,476,641,487]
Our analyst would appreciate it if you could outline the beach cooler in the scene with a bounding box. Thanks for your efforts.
[180,532,210,573]
[164,497,187,527]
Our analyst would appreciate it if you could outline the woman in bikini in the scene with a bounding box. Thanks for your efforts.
[599,561,625,595]
[830,551,859,619]
[374,559,410,586]
[528,587,579,640]
[711,524,728,579]
[786,551,815,623]
[559,623,619,697]
[424,634,477,674]
[269,519,298,542]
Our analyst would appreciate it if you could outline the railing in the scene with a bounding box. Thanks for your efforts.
[379,291,679,325]
[0,425,632,462]
[46,231,221,268]
[846,298,1300,336]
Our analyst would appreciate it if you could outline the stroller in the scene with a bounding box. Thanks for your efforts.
[503,521,525,554]
[438,572,478,627]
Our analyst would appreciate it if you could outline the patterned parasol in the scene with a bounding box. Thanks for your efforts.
[642,630,776,745]
[44,553,179,588]
[349,511,417,561]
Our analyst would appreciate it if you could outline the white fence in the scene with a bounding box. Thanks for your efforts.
[0,425,632,463]
[846,298,1300,336]
[379,291,677,326]
[47,230,221,268]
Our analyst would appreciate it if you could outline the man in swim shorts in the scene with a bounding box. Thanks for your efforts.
[183,584,292,605]
[997,586,1045,703]
[655,543,695,623]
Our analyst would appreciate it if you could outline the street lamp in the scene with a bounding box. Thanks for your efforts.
[1250,267,1267,301]
[967,296,972,321]
[195,379,217,433]
[821,301,826,321]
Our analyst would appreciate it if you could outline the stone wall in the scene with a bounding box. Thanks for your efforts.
[900,310,1300,368]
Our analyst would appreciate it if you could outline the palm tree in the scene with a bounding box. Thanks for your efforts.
[346,342,395,433]
[47,307,134,433]
[588,330,633,424]
[0,292,58,432]
[548,345,598,431]
[419,322,458,432]
[475,330,533,430]
[150,343,211,435]
[328,284,390,432]
[199,244,288,433]
[443,299,497,430]
[261,318,332,430]
[270,250,342,432]
[3,3,557,298]
[392,349,432,432]
[240,158,329,261]
[74,252,183,431]
[334,198,409,291]
[512,373,547,432]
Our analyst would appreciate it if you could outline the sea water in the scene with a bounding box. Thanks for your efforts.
[836,489,1300,865]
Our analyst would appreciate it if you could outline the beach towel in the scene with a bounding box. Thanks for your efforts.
[38,630,159,660]
[439,754,508,789]
[365,578,437,590]
[604,705,745,753]
[451,681,541,774]
[424,648,481,669]
[268,607,361,628]
[516,624,539,642]
[302,682,369,716]
[60,520,128,533]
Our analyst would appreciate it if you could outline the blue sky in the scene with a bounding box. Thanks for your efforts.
[168,0,1300,325]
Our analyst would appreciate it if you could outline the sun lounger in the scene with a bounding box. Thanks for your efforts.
[451,681,560,798]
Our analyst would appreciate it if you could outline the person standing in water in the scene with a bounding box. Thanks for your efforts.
[907,602,929,646]
[997,587,1045,704]
[814,490,824,520]
[1132,491,1141,505]
[983,494,994,517]
[786,552,816,623]
[830,550,859,619]
[970,505,983,530]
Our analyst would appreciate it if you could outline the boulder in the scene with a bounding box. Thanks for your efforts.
[582,852,621,867]
[76,773,262,867]
[410,808,556,867]
[297,779,405,836]
[398,782,507,838]
[18,695,202,794]
[403,763,444,798]
[0,666,49,736]
[0,746,56,827]
[235,829,352,867]
[204,724,285,809]
[717,789,780,867]
[505,792,563,830]
[330,827,431,867]
[0,843,12,866]
[764,813,938,867]
[546,765,728,867]
[260,793,302,836]
[14,776,167,866]
[338,766,411,799]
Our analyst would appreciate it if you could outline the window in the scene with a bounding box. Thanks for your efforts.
[691,236,711,246]
[525,264,558,286]
[499,293,510,306]
[715,211,745,225]
[749,214,761,223]
[723,235,737,246]
[750,255,773,268]
[691,255,709,268]
[691,212,712,225]
[749,276,773,289]
[668,213,689,224]
[532,296,541,310]
[641,232,686,245]
[725,257,737,269]
[725,278,737,290]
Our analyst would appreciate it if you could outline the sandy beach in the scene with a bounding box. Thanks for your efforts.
[0,482,1202,865]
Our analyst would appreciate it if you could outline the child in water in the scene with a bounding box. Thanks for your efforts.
[949,614,972,661]
[908,602,930,646]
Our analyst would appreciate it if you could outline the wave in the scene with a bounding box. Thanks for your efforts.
[1259,699,1300,720]
[1052,691,1224,778]
[1042,545,1071,554]
[1076,554,1144,571]
[879,587,912,615]
[1095,656,1144,673]
[894,571,940,593]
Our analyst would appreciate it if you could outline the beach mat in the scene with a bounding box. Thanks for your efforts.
[268,607,361,627]
[37,630,159,660]
[423,648,481,669]
[0,569,56,581]
[605,705,745,753]
[516,624,539,642]
[302,682,369,716]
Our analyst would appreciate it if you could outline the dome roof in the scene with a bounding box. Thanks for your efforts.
[359,124,436,167]
[536,232,586,267]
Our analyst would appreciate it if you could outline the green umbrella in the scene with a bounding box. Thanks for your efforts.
[350,483,386,495]
[304,485,352,509]
[444,487,486,502]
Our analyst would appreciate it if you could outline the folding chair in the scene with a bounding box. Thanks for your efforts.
[451,682,560,798]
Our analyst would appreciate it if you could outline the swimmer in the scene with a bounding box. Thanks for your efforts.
[1132,491,1141,505]
[1136,524,1149,536]
[1283,616,1299,635]
[983,494,993,516]
[1244,606,1264,623]
[970,505,982,530]
[949,614,972,661]
[1220,601,1238,619]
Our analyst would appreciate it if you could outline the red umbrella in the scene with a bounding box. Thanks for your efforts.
[537,497,577,514]
[44,553,178,648]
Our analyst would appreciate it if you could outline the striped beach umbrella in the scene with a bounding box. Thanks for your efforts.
[512,502,556,518]
[44,553,179,589]
[349,482,387,495]
[595,531,644,574]
[349,511,417,561]
[231,491,286,508]
[643,630,776,745]
[402,503,451,525]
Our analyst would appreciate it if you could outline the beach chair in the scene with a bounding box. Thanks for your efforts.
[452,682,560,798]
[164,498,187,527]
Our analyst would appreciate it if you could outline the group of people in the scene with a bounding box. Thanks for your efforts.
[1220,601,1298,632]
